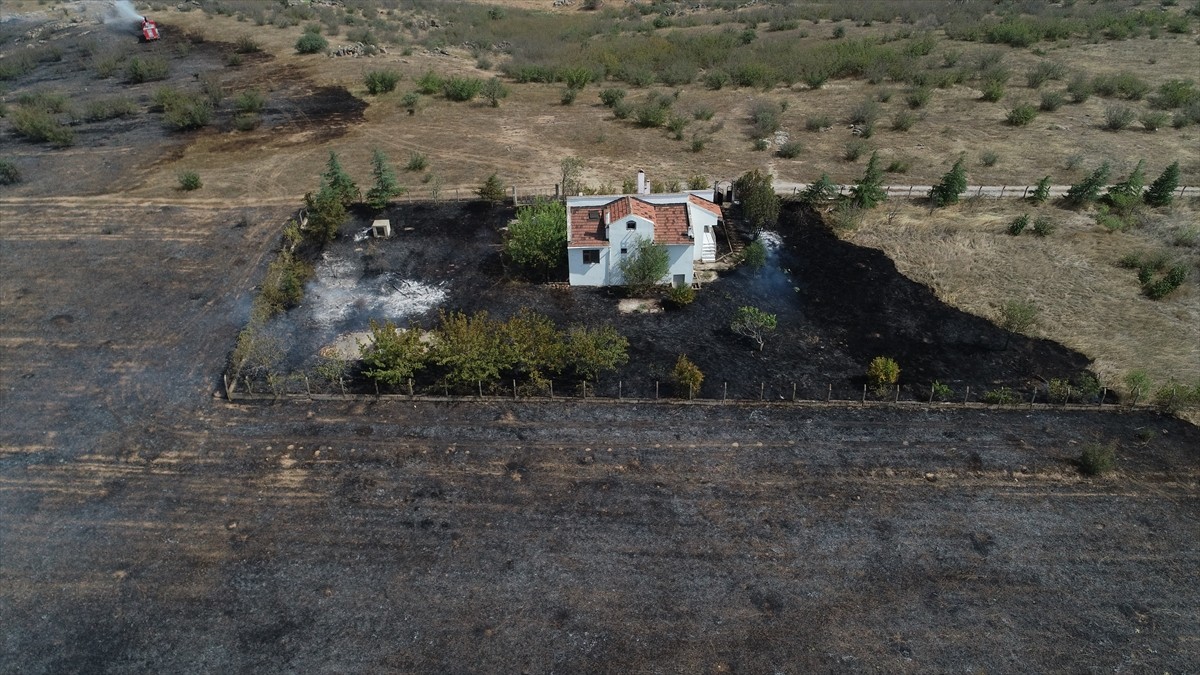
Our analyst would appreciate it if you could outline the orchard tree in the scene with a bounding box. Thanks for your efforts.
[1144,161,1180,207]
[929,155,967,207]
[733,169,780,229]
[560,156,585,196]
[360,319,427,386]
[481,77,508,107]
[565,324,629,382]
[433,310,513,388]
[850,151,887,209]
[672,354,704,398]
[303,186,347,244]
[503,308,565,386]
[997,299,1038,349]
[477,173,506,203]
[730,305,777,351]
[503,198,567,279]
[617,236,669,295]
[365,148,404,210]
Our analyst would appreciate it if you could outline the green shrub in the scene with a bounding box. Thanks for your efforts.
[0,159,21,185]
[1032,215,1056,237]
[400,91,420,114]
[234,35,261,54]
[599,88,626,107]
[692,105,715,121]
[1064,162,1111,207]
[1006,104,1038,126]
[416,70,443,95]
[234,89,265,113]
[1140,110,1168,131]
[980,150,1000,167]
[890,111,915,131]
[1039,90,1065,111]
[1144,161,1180,207]
[364,69,401,95]
[1078,441,1117,476]
[233,113,260,131]
[672,355,704,398]
[1150,79,1200,109]
[125,56,169,83]
[667,284,695,307]
[1031,176,1052,204]
[81,97,136,122]
[1008,213,1029,235]
[1104,104,1137,130]
[848,99,881,126]
[443,76,483,102]
[1093,72,1150,100]
[1026,61,1065,89]
[886,158,910,173]
[635,99,670,128]
[931,380,954,401]
[806,115,832,131]
[704,70,731,90]
[295,32,328,54]
[177,170,202,191]
[982,387,1020,404]
[405,151,428,172]
[560,87,578,105]
[161,93,213,131]
[905,87,931,109]
[742,239,767,269]
[8,107,74,147]
[776,140,803,159]
[1067,73,1093,103]
[844,138,869,162]
[980,80,1005,102]
[867,356,900,395]
[929,156,968,207]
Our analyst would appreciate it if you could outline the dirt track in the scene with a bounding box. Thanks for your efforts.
[2,200,1199,673]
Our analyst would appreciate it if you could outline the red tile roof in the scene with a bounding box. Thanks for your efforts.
[568,194,711,247]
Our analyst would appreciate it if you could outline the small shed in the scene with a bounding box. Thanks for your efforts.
[371,219,392,238]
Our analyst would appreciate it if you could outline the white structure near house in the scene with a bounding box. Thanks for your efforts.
[566,174,722,287]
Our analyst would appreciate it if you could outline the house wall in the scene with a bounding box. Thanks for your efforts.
[568,247,612,286]
[666,244,694,286]
[686,203,719,262]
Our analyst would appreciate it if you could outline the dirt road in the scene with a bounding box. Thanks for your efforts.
[2,201,1199,672]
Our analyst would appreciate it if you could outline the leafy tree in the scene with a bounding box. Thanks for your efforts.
[303,186,346,244]
[361,319,427,386]
[259,251,313,312]
[997,299,1038,348]
[565,324,629,381]
[231,321,284,382]
[321,151,359,208]
[503,308,565,386]
[733,169,780,229]
[673,354,704,398]
[798,173,838,204]
[481,77,508,107]
[867,356,900,395]
[742,239,767,269]
[1124,370,1152,403]
[365,148,403,210]
[295,32,328,54]
[617,236,669,295]
[315,347,351,393]
[442,76,483,101]
[433,310,512,387]
[560,156,585,196]
[929,155,968,207]
[1031,175,1052,204]
[1144,161,1180,207]
[850,151,887,209]
[1104,159,1145,215]
[477,172,506,203]
[363,69,400,95]
[504,199,567,279]
[1063,161,1110,208]
[730,306,777,351]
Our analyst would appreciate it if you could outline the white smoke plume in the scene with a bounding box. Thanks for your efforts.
[106,0,144,24]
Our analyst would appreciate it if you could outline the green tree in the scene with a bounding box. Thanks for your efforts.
[1063,161,1110,208]
[481,77,508,107]
[1144,161,1180,207]
[929,155,967,207]
[231,321,284,382]
[1031,175,1052,204]
[477,173,506,203]
[850,151,887,209]
[867,356,900,395]
[360,319,427,386]
[504,198,567,279]
[617,236,670,295]
[315,348,350,394]
[321,151,360,208]
[565,324,629,382]
[560,156,585,196]
[672,354,704,398]
[998,299,1038,349]
[433,310,513,387]
[303,186,346,244]
[503,308,565,386]
[1124,370,1152,403]
[733,169,781,229]
[730,306,777,351]
[365,148,403,210]
[295,32,328,54]
[798,173,838,204]
[1104,159,1145,215]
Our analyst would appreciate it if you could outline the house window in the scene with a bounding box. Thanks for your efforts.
[588,210,601,221]
[582,249,600,264]
[620,247,628,255]
[626,220,637,230]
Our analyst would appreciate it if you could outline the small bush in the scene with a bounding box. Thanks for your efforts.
[844,138,870,162]
[806,115,832,131]
[1067,73,1093,103]
[1031,215,1056,237]
[161,93,213,131]
[742,239,767,269]
[81,97,136,122]
[8,107,74,147]
[560,87,578,105]
[776,141,803,159]
[1026,61,1065,89]
[673,354,704,398]
[980,150,1000,167]
[1078,441,1117,476]
[364,69,401,95]
[1039,91,1065,111]
[296,32,328,54]
[886,158,910,173]
[848,99,881,126]
[1031,176,1052,204]
[752,138,768,151]
[982,387,1020,404]
[599,88,626,107]
[931,380,954,401]
[234,89,265,113]
[443,76,483,102]
[416,71,442,95]
[1008,213,1029,235]
[1104,105,1137,130]
[405,151,428,172]
[1150,79,1200,109]
[867,356,900,395]
[704,70,731,90]
[905,87,931,109]
[125,56,169,83]
[980,80,1005,102]
[891,111,915,131]
[692,105,714,121]
[177,170,202,191]
[1140,110,1168,131]
[0,159,21,185]
[233,113,260,131]
[234,35,261,54]
[1006,104,1038,126]
[667,284,695,307]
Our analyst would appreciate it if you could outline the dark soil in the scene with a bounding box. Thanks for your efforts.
[286,201,1091,402]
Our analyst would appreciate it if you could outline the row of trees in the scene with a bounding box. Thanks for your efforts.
[357,309,629,391]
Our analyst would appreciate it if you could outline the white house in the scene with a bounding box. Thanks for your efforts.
[566,187,722,288]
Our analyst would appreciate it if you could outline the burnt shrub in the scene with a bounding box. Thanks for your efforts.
[0,159,21,185]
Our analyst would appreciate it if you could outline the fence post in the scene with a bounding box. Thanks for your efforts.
[582,381,587,399]
[894,384,900,402]
[976,185,983,196]
[304,375,310,395]
[1030,388,1036,407]
[1065,386,1071,406]
[478,380,483,398]
[655,380,659,400]
[1100,387,1106,407]
[999,186,1006,197]
[512,186,517,206]
[445,381,449,397]
[760,382,765,401]
[374,380,379,397]
[929,383,934,403]
[908,185,914,197]
[409,378,414,399]
[792,383,797,402]
[963,386,970,405]
[549,380,554,399]
[513,379,517,399]
[1022,186,1029,199]
[689,383,694,400]
[618,380,622,399]
[862,384,867,403]
[723,381,727,402]
[827,383,832,401]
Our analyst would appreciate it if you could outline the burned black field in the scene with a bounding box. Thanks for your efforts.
[286,200,1091,402]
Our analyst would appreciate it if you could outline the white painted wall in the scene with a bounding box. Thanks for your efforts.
[666,244,694,286]
[568,246,611,286]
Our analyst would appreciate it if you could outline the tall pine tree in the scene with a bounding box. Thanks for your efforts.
[321,151,360,208]
[1144,161,1180,207]
[929,155,968,207]
[365,149,403,210]
[1063,161,1110,208]
[850,151,887,210]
